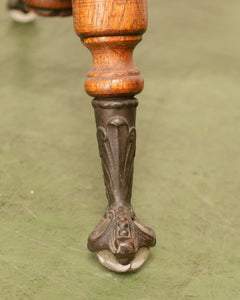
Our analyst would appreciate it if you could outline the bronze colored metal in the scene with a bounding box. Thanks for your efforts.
[89,98,156,265]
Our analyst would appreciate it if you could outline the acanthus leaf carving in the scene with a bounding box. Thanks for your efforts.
[97,116,136,205]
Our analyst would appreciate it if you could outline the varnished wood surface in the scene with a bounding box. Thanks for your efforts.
[24,0,71,9]
[73,0,148,97]
[83,36,144,97]
[23,0,72,16]
[73,0,148,39]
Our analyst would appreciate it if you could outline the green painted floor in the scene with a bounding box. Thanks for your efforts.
[1,1,240,299]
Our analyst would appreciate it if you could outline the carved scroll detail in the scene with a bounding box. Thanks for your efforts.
[97,116,136,205]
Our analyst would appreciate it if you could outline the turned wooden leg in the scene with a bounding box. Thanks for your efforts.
[72,0,156,272]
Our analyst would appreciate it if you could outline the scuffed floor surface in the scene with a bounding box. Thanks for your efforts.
[0,0,240,299]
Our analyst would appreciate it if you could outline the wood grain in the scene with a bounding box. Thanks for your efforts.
[73,0,148,39]
[73,0,148,97]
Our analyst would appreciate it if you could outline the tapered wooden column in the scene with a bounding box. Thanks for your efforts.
[72,0,156,272]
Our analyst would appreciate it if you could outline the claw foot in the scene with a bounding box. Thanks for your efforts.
[88,205,156,272]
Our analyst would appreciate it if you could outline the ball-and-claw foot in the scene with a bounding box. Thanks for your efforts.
[88,205,156,272]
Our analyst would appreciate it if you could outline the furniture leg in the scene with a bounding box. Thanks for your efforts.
[72,0,156,272]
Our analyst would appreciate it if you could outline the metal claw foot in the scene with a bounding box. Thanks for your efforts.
[88,205,156,272]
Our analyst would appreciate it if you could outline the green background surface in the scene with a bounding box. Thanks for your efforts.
[1,0,240,299]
